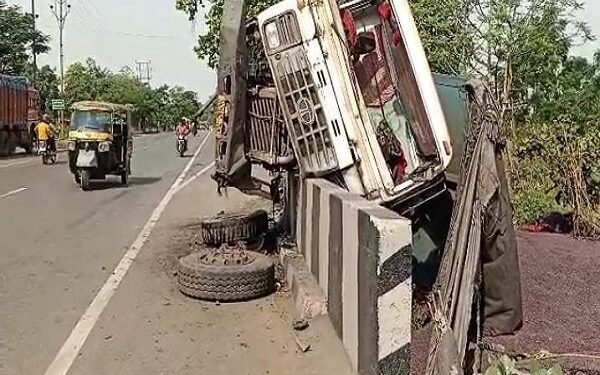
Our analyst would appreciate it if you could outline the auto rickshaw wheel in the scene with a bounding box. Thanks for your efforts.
[200,210,269,247]
[80,169,91,191]
[120,170,129,186]
[177,245,275,302]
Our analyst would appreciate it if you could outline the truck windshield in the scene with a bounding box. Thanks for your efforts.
[71,111,111,132]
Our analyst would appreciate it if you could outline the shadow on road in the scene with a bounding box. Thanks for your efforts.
[129,176,162,186]
[88,176,162,191]
[0,152,34,161]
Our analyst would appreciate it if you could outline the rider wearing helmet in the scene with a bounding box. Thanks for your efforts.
[176,117,191,152]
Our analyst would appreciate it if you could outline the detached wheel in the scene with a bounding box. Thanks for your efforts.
[200,210,269,246]
[177,247,275,301]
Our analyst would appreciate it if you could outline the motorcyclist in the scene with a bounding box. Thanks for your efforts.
[191,119,198,136]
[176,117,191,152]
[34,114,58,153]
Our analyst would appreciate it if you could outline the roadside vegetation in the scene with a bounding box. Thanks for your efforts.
[177,0,600,237]
[485,355,563,375]
[0,0,205,133]
[63,58,201,131]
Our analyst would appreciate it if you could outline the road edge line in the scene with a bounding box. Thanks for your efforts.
[43,132,211,375]
[175,161,215,194]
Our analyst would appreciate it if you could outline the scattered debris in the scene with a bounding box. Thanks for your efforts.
[292,332,310,353]
[292,319,309,331]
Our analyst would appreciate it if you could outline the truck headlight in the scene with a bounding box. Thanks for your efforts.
[68,141,76,151]
[98,141,111,153]
[264,22,280,50]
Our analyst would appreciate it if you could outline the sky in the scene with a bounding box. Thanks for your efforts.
[7,0,600,102]
[10,0,216,102]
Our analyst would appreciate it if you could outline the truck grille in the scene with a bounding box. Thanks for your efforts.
[265,12,302,52]
[246,87,294,167]
[270,46,339,176]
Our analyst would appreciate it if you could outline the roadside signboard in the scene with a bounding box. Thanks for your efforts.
[51,99,65,111]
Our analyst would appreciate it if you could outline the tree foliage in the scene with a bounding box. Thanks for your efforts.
[175,0,277,69]
[0,0,50,74]
[408,0,472,75]
[64,58,200,131]
[25,65,59,112]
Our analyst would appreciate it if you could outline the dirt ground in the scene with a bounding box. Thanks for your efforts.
[65,161,354,375]
[411,231,600,374]
[492,231,600,372]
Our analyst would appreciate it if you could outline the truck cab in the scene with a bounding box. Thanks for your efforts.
[215,0,453,211]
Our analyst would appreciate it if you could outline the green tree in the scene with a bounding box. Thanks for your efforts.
[0,1,50,74]
[63,58,112,104]
[175,0,277,68]
[408,0,472,74]
[63,58,200,132]
[24,64,59,111]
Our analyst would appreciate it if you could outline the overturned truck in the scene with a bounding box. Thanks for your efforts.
[211,0,522,373]
[213,0,456,213]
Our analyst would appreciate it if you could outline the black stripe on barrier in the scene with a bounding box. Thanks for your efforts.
[300,180,307,257]
[358,210,380,375]
[377,343,411,375]
[377,245,412,297]
[328,193,344,339]
[310,183,321,279]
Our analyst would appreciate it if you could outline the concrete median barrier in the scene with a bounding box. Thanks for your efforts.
[292,177,413,375]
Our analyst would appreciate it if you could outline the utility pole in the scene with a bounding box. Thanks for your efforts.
[135,60,152,85]
[31,0,38,83]
[50,0,70,137]
[50,0,70,96]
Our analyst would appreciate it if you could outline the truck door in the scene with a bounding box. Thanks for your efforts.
[214,1,251,189]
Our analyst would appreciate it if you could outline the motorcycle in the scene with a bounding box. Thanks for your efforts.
[38,140,57,165]
[177,135,187,157]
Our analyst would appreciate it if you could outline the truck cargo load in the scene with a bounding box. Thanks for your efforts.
[0,74,40,156]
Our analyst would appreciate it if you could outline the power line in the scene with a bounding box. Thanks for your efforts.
[88,30,175,39]
[83,0,102,17]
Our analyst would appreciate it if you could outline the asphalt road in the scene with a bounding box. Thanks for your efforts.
[0,133,210,375]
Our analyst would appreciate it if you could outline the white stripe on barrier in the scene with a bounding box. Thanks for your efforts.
[377,278,412,360]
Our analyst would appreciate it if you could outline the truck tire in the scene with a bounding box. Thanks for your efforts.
[7,132,17,155]
[0,131,8,156]
[177,248,275,301]
[200,210,269,246]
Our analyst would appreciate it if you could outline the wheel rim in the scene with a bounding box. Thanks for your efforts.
[197,245,256,267]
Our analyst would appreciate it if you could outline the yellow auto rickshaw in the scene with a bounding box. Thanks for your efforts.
[67,101,133,191]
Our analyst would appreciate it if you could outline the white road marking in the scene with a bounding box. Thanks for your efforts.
[0,159,34,169]
[0,187,28,199]
[176,161,215,194]
[44,132,212,375]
